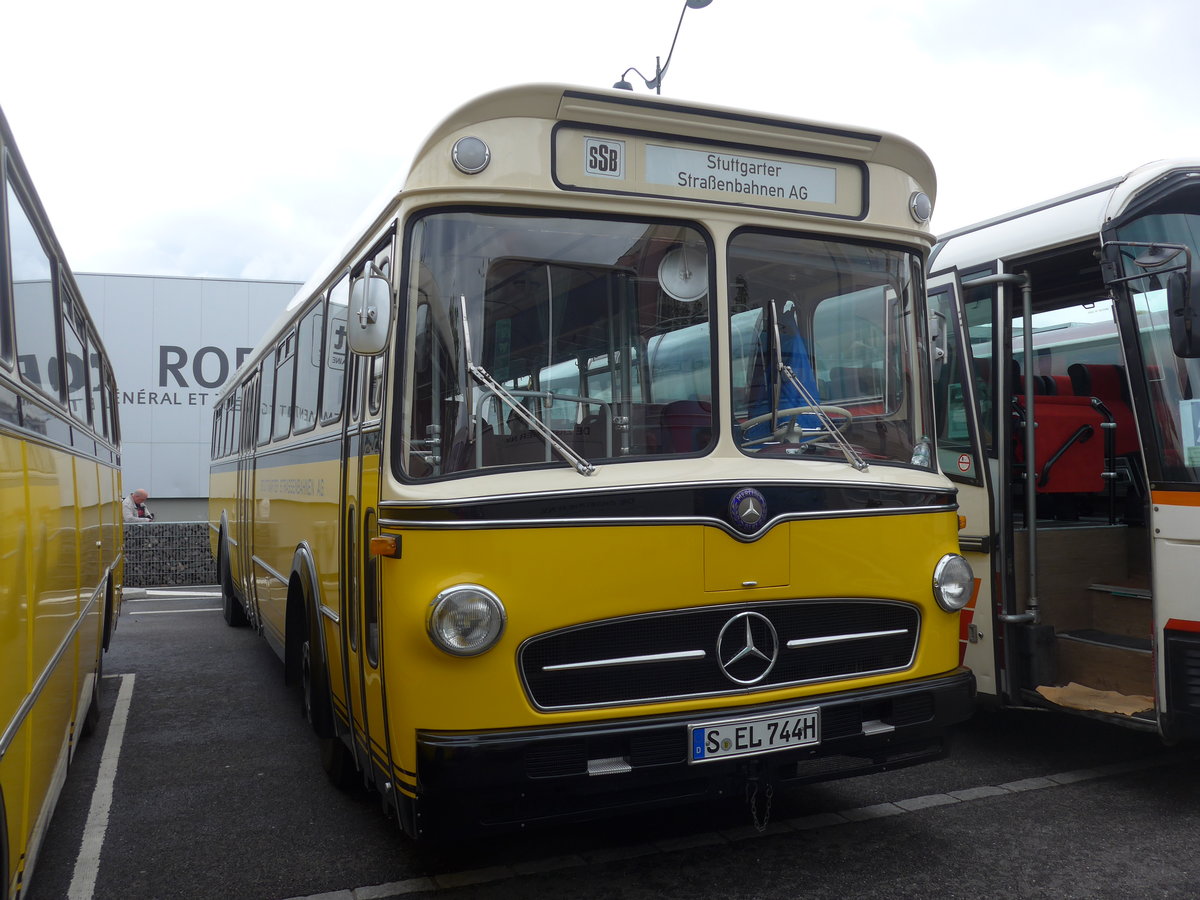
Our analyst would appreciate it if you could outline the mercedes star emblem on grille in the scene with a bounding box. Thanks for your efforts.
[717,611,779,684]
[728,487,768,535]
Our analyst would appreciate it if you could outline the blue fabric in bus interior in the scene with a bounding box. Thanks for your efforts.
[745,309,820,440]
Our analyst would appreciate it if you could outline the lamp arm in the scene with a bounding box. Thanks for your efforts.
[649,0,693,89]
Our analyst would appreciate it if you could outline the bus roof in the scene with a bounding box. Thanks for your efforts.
[930,158,1200,272]
[239,83,939,400]
[409,83,936,194]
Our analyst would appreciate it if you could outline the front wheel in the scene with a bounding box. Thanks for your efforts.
[302,638,356,789]
[80,651,103,738]
[219,540,248,627]
[319,736,355,789]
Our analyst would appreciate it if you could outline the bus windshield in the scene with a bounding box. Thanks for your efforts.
[728,231,929,466]
[402,211,713,478]
[1113,211,1200,485]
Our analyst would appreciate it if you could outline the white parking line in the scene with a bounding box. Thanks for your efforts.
[127,608,222,615]
[125,591,221,601]
[68,673,135,900]
[278,753,1181,900]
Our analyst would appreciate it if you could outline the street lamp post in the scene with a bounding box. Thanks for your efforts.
[613,0,712,94]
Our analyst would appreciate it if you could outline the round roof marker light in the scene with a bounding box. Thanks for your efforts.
[909,191,933,224]
[452,136,491,175]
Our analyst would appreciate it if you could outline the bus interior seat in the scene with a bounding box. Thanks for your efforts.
[482,422,608,468]
[1068,362,1140,456]
[1022,373,1069,395]
[661,399,712,452]
[1013,394,1106,494]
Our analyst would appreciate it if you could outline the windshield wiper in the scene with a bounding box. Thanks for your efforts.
[459,296,597,476]
[767,300,868,472]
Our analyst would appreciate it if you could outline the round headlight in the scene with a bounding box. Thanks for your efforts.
[932,554,974,612]
[427,584,506,656]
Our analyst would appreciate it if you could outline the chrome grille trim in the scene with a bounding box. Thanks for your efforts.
[786,628,908,649]
[544,650,707,672]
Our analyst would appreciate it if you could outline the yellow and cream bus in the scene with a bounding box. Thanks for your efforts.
[1,105,123,899]
[209,84,975,837]
[929,159,1200,738]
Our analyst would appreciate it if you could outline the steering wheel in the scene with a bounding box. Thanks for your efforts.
[740,405,853,446]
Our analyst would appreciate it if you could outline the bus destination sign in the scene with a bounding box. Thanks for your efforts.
[557,128,864,217]
[644,144,836,205]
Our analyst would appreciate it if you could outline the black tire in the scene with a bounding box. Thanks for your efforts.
[319,735,355,789]
[80,650,103,738]
[219,540,249,627]
[301,637,356,789]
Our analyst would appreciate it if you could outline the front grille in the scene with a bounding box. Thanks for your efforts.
[519,600,919,710]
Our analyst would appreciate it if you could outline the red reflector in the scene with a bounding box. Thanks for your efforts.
[1165,618,1200,634]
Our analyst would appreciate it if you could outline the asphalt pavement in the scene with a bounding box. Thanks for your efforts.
[23,588,1200,900]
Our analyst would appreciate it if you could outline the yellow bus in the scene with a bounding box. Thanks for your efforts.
[929,159,1200,738]
[209,84,974,837]
[1,105,123,899]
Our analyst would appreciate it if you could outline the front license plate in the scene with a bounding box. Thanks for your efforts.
[689,707,820,763]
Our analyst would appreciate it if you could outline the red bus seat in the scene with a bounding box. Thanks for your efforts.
[1068,363,1139,456]
[1014,394,1106,493]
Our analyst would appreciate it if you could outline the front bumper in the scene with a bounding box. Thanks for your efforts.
[413,668,975,835]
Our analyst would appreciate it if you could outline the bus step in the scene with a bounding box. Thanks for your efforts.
[1087,583,1152,600]
[1058,628,1151,654]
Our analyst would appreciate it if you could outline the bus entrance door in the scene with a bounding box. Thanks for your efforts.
[338,354,392,788]
[236,377,261,626]
[930,271,1001,700]
[338,356,369,777]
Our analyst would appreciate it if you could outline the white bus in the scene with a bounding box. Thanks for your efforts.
[929,159,1200,737]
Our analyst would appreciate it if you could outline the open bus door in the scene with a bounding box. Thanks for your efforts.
[928,271,1002,701]
[935,257,1168,728]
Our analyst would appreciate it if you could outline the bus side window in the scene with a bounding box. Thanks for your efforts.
[294,303,322,434]
[257,361,274,447]
[321,278,349,426]
[273,332,296,441]
[88,329,103,429]
[63,310,88,424]
[8,178,58,400]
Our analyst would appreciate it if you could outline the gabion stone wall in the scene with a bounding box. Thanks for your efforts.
[124,522,217,587]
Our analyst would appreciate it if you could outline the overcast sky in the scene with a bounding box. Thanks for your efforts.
[3,0,1198,284]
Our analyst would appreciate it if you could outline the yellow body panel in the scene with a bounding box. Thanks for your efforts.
[377,510,960,773]
[2,430,121,899]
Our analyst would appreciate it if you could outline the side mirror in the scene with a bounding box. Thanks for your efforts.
[1167,270,1200,358]
[347,272,393,355]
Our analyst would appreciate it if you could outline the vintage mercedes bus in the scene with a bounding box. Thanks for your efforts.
[209,84,974,837]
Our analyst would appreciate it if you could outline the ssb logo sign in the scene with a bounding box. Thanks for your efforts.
[584,137,624,179]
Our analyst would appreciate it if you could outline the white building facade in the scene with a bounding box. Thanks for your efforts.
[79,274,302,521]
